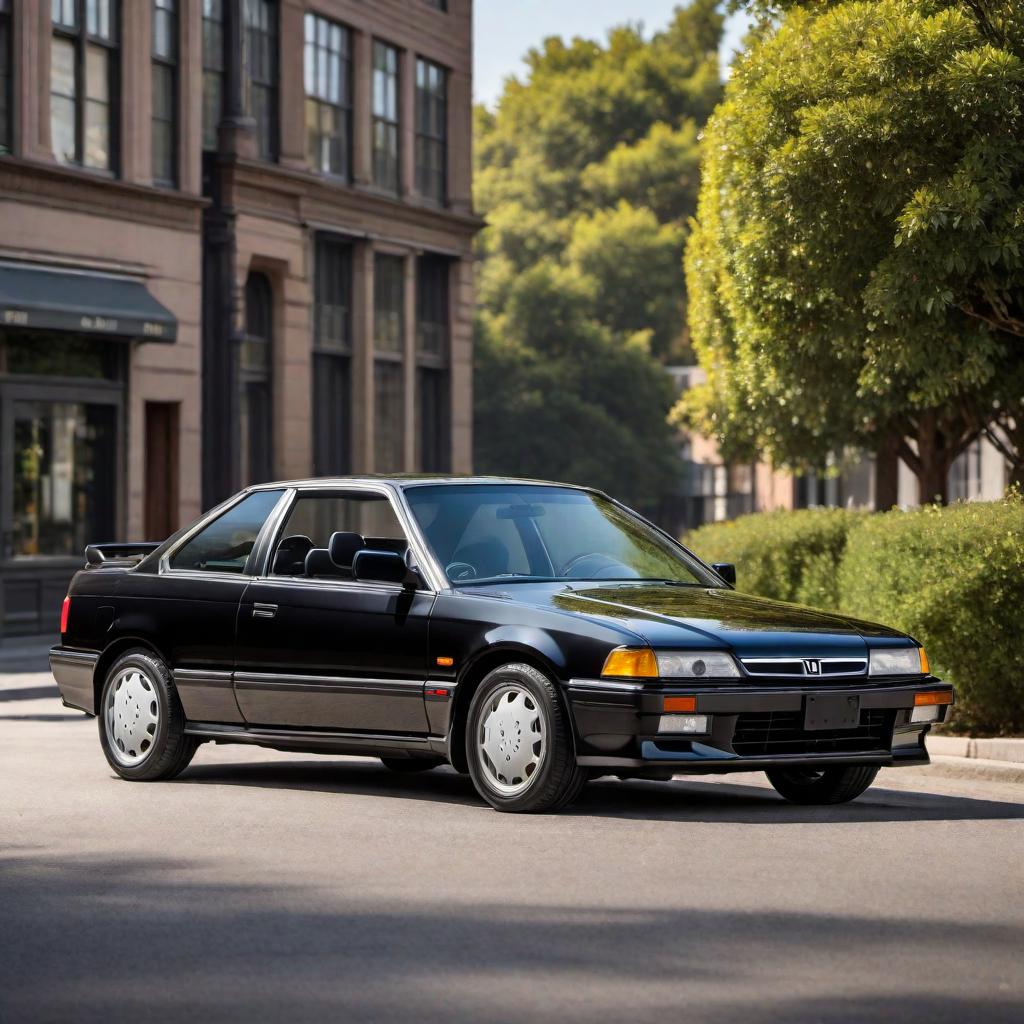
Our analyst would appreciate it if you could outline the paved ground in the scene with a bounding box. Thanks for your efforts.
[1,668,1022,1024]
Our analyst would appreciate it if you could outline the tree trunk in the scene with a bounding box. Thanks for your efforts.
[874,435,900,511]
[916,458,950,506]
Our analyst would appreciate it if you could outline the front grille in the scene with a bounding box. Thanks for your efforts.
[740,658,867,679]
[731,709,894,757]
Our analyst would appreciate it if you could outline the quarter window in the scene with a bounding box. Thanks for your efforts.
[151,0,177,186]
[415,57,446,203]
[304,13,350,177]
[243,0,277,160]
[51,0,118,171]
[372,41,399,193]
[169,489,283,574]
[201,0,223,149]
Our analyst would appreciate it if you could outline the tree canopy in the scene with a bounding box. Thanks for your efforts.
[473,1,724,509]
[682,0,1024,502]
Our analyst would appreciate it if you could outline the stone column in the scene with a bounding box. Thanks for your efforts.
[351,29,372,186]
[278,0,305,169]
[446,67,472,215]
[121,0,150,185]
[399,47,415,199]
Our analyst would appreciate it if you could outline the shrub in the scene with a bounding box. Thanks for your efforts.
[685,507,863,610]
[838,494,1024,735]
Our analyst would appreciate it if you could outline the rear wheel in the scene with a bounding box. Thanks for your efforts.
[98,648,198,781]
[765,765,879,805]
[380,756,443,773]
[466,662,585,813]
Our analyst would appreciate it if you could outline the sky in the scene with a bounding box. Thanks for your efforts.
[473,1,752,108]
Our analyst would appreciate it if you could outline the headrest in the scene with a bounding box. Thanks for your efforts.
[272,535,313,574]
[329,531,365,567]
[304,548,340,577]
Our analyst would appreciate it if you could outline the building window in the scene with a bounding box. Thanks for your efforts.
[304,13,350,177]
[374,254,405,473]
[0,0,11,153]
[243,0,277,161]
[416,255,450,471]
[50,0,118,171]
[372,41,399,193]
[201,0,223,149]
[242,273,273,484]
[313,237,353,476]
[415,58,446,203]
[151,0,177,186]
[424,0,448,9]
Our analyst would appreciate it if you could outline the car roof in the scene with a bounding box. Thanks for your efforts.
[247,475,598,493]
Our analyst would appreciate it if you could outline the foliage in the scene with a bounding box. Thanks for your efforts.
[686,507,863,609]
[681,0,1024,502]
[473,1,725,507]
[686,496,1024,733]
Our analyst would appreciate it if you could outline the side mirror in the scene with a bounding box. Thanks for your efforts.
[353,549,419,587]
[711,562,736,587]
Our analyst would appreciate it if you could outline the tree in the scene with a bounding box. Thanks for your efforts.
[681,0,1024,503]
[474,1,725,508]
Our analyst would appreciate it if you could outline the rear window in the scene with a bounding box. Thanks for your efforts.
[169,490,283,574]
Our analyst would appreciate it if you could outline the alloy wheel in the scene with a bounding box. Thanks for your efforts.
[105,668,160,766]
[477,685,546,795]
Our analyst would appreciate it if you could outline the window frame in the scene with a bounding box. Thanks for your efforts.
[241,271,274,486]
[371,39,400,193]
[243,0,278,161]
[414,56,446,204]
[151,0,178,187]
[200,0,224,150]
[312,234,354,477]
[373,253,406,475]
[415,254,450,472]
[50,0,120,173]
[0,0,12,154]
[303,11,351,179]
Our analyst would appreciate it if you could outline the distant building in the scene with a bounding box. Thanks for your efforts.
[667,365,1012,533]
[0,0,479,636]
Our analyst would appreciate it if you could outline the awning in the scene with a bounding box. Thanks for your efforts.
[0,262,177,342]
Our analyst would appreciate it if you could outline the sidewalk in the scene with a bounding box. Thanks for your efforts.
[0,635,54,675]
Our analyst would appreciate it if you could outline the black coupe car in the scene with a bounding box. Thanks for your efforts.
[50,477,954,813]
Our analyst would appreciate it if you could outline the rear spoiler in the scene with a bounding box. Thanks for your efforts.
[84,542,161,568]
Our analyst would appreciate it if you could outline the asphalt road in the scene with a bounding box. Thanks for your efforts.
[1,669,1022,1024]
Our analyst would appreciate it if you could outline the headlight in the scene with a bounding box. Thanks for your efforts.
[656,651,740,679]
[601,647,740,679]
[869,646,928,676]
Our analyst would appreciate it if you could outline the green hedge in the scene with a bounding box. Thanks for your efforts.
[686,495,1024,734]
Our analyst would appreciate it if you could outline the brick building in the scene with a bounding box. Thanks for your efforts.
[0,0,478,636]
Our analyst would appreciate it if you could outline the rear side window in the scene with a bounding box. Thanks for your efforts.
[169,490,284,574]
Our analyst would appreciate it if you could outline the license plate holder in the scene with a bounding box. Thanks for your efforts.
[804,693,861,731]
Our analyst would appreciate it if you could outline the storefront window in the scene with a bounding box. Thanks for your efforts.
[12,401,116,558]
[0,333,123,379]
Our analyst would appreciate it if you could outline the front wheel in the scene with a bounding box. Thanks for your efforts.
[466,663,586,813]
[98,648,198,781]
[765,765,879,805]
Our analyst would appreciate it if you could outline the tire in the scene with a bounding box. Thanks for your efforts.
[466,662,585,813]
[98,648,198,782]
[765,765,879,805]
[380,756,444,773]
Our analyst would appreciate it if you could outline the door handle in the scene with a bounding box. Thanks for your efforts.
[252,603,277,619]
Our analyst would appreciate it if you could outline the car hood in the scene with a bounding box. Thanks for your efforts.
[470,582,905,659]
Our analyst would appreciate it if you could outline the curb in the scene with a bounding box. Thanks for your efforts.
[928,735,1024,764]
[924,754,1024,786]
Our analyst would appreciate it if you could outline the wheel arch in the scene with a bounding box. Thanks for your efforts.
[447,639,571,774]
[93,635,171,712]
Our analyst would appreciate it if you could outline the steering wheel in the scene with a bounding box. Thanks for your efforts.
[560,552,632,579]
[445,561,478,581]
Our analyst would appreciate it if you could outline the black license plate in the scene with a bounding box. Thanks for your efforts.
[804,693,861,731]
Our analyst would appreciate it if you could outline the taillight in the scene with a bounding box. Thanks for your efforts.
[60,596,71,634]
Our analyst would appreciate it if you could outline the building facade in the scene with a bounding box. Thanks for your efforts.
[0,0,478,636]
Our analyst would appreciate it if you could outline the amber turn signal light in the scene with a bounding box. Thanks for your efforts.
[601,647,658,678]
[664,696,697,713]
[914,690,952,707]
[435,656,454,667]
[919,647,930,674]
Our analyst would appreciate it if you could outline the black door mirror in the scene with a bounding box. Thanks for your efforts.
[353,549,417,587]
[711,562,736,587]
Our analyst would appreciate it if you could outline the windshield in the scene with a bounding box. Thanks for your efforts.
[404,484,714,586]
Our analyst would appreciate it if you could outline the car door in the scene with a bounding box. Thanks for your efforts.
[115,488,288,725]
[233,487,433,733]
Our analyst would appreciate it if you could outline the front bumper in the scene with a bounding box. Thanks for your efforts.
[564,677,955,774]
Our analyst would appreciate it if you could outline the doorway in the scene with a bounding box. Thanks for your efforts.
[144,402,180,542]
